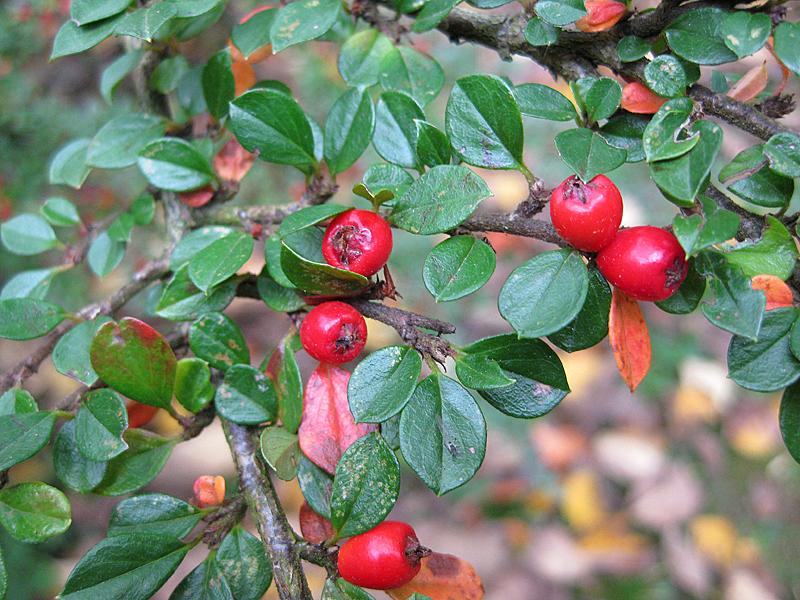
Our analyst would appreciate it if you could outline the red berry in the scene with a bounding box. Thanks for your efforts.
[596,226,688,301]
[125,400,159,429]
[299,301,367,364]
[549,174,623,252]
[322,209,393,277]
[338,521,427,590]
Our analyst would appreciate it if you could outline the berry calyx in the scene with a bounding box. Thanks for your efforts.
[621,82,667,114]
[125,400,159,429]
[549,174,623,252]
[299,301,368,364]
[596,226,688,302]
[338,521,429,590]
[322,209,393,277]
[192,475,226,508]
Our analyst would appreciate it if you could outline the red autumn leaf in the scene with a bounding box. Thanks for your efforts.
[621,82,667,114]
[608,288,652,392]
[299,501,334,544]
[727,62,768,102]
[214,139,255,184]
[576,0,626,33]
[387,552,485,600]
[232,56,257,97]
[751,274,794,310]
[179,186,215,208]
[298,363,377,474]
[125,400,159,429]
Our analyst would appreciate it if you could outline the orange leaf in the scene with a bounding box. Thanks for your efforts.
[214,139,255,184]
[387,553,484,600]
[232,56,256,97]
[576,0,626,33]
[179,186,215,208]
[299,502,334,544]
[608,288,651,392]
[621,82,667,114]
[751,274,794,310]
[298,363,377,474]
[727,62,768,102]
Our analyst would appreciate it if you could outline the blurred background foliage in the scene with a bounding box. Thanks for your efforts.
[1,0,800,598]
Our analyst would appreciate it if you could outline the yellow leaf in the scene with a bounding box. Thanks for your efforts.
[561,470,607,531]
[690,515,738,567]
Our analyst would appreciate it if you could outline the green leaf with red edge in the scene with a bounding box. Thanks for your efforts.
[90,317,176,408]
[298,363,378,474]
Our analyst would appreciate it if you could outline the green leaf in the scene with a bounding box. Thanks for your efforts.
[0,412,56,471]
[695,251,765,340]
[1,268,57,300]
[75,389,128,461]
[0,482,71,543]
[462,334,570,418]
[524,16,559,46]
[87,231,126,276]
[53,420,107,493]
[94,429,175,496]
[373,91,425,169]
[764,132,800,178]
[721,11,770,58]
[362,164,414,199]
[720,145,794,209]
[324,88,375,175]
[665,7,737,65]
[270,0,341,52]
[101,49,144,103]
[298,455,333,519]
[656,259,706,315]
[577,77,622,123]
[138,137,214,192]
[114,3,178,41]
[108,213,133,242]
[672,195,740,256]
[71,0,131,25]
[322,578,376,600]
[412,0,460,32]
[513,83,576,121]
[599,114,648,163]
[232,8,277,59]
[229,89,316,171]
[650,120,722,207]
[156,264,237,321]
[61,534,189,600]
[42,196,81,226]
[0,298,65,340]
[170,554,233,600]
[215,365,277,425]
[555,128,626,182]
[150,55,190,94]
[423,235,495,302]
[499,249,588,338]
[188,230,253,293]
[728,307,800,392]
[618,36,650,62]
[400,374,486,495]
[548,265,612,352]
[257,271,305,313]
[454,354,515,390]
[279,242,370,295]
[723,216,798,280]
[348,346,422,423]
[415,120,452,168]
[51,15,123,60]
[189,312,250,371]
[108,493,202,538]
[446,74,525,170]
[390,165,491,235]
[379,46,444,107]
[171,226,235,269]
[174,358,214,413]
[202,50,235,120]
[260,426,300,480]
[643,98,699,163]
[216,526,272,600]
[90,317,176,408]
[1,214,57,256]
[265,334,303,433]
[644,54,687,98]
[87,113,165,169]
[774,22,800,76]
[338,29,394,88]
[534,0,586,26]
[0,389,37,416]
[279,205,349,239]
[780,383,800,464]
[330,432,400,537]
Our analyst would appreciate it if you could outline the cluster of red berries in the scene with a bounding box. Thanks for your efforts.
[299,209,393,364]
[550,174,688,302]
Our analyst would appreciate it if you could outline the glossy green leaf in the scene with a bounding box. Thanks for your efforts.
[108,493,202,538]
[298,455,333,519]
[423,235,495,302]
[231,8,276,58]
[156,264,238,321]
[260,426,300,480]
[774,22,800,76]
[644,54,687,98]
[330,432,400,537]
[41,196,81,226]
[415,120,451,167]
[90,317,176,408]
[171,226,235,269]
[87,231,126,277]
[400,374,485,495]
[672,195,740,256]
[0,298,65,340]
[446,74,524,170]
[101,49,143,103]
[499,249,588,339]
[665,7,737,65]
[379,46,444,107]
[265,334,303,433]
[513,83,576,122]
[348,346,422,423]
[0,412,57,471]
[412,0,460,32]
[534,0,586,26]
[780,383,800,464]
[643,98,699,162]
[216,526,272,600]
[322,578,376,600]
[390,165,491,235]
[338,29,394,88]
[279,242,370,295]
[723,216,798,280]
[720,145,794,208]
[189,312,250,371]
[548,265,612,352]
[257,271,305,313]
[0,482,71,543]
[1,268,57,300]
[721,11,770,58]
[554,128,626,182]
[114,3,177,41]
[53,420,108,493]
[373,91,425,169]
[656,259,706,315]
[325,88,375,175]
[87,113,165,169]
[94,429,175,496]
[599,114,648,162]
[215,365,277,425]
[188,230,253,292]
[0,389,37,416]
[75,389,128,461]
[764,132,800,178]
[577,77,622,123]
[51,15,122,59]
[618,36,650,62]
[524,17,559,46]
[1,214,57,256]
[150,55,190,94]
[454,353,515,390]
[174,357,214,413]
[137,138,214,192]
[362,164,414,200]
[202,50,235,120]
[71,0,130,25]
[170,554,233,600]
[270,0,341,52]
